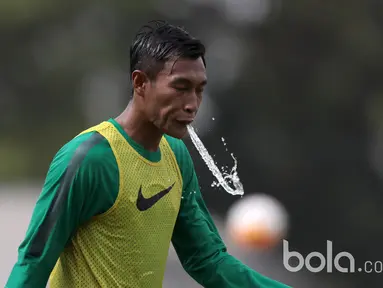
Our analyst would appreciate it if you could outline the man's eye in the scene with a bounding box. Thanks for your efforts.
[174,86,189,92]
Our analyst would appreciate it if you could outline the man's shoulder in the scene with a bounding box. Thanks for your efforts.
[164,134,196,180]
[164,134,190,158]
[54,130,115,169]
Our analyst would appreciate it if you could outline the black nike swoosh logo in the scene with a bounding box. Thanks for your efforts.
[136,183,175,211]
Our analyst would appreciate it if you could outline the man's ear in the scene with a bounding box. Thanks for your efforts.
[132,70,149,97]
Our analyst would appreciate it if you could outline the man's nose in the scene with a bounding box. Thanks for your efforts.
[184,94,198,115]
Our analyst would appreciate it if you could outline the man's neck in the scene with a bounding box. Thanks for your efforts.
[115,101,162,152]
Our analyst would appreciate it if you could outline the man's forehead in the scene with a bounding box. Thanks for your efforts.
[161,57,206,78]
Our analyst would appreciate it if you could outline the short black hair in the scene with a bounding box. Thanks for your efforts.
[130,20,206,80]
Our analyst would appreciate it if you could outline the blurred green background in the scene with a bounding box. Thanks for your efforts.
[1,0,383,287]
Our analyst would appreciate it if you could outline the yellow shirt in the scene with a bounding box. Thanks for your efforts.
[49,121,183,287]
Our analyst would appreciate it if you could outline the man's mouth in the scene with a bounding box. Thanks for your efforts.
[176,119,194,125]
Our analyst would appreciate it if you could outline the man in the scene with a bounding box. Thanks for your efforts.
[6,20,290,288]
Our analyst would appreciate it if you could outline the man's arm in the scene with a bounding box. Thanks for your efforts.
[6,132,118,288]
[168,137,290,288]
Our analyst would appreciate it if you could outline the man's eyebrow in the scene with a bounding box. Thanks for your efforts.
[170,77,207,86]
[170,77,191,84]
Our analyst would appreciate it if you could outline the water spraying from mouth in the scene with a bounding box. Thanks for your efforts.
[187,125,244,196]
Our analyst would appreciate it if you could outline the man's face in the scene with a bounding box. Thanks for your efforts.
[144,57,207,139]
